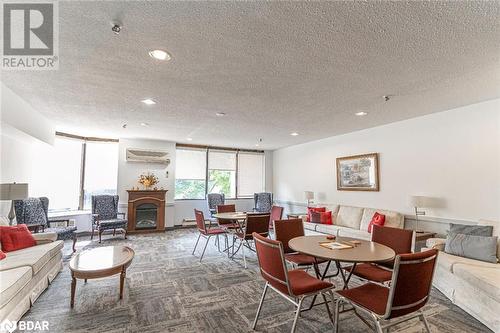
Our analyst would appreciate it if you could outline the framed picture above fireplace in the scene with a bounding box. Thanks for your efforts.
[336,153,379,191]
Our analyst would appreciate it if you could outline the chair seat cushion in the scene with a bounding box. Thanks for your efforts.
[345,263,393,283]
[204,228,225,235]
[97,219,127,230]
[285,253,327,266]
[288,269,333,296]
[337,282,389,315]
[46,226,77,241]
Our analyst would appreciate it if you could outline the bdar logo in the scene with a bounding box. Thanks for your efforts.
[0,319,17,333]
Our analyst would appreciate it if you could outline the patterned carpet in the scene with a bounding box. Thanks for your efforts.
[19,229,491,333]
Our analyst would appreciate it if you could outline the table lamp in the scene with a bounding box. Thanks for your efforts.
[304,191,314,206]
[0,183,29,225]
[408,195,432,232]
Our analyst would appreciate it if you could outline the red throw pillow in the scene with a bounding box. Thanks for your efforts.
[311,211,333,225]
[307,207,326,222]
[0,224,36,252]
[0,250,6,260]
[368,212,386,233]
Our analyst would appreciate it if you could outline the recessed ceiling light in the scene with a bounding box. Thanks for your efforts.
[215,112,226,117]
[149,49,171,61]
[290,132,299,136]
[141,99,156,105]
[355,111,368,116]
[255,144,260,147]
[141,122,149,127]
[186,138,193,141]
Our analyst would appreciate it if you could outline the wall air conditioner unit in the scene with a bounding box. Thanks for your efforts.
[126,148,170,165]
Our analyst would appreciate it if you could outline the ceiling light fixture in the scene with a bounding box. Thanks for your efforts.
[290,132,299,136]
[383,95,391,102]
[141,99,156,105]
[186,138,193,141]
[215,112,226,117]
[355,111,368,116]
[149,49,171,61]
[141,122,149,127]
[255,144,260,147]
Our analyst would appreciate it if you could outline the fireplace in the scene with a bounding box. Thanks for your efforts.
[127,190,167,233]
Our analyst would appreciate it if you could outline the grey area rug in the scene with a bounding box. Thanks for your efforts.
[19,229,491,333]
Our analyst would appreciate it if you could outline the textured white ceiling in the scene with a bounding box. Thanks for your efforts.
[2,1,500,149]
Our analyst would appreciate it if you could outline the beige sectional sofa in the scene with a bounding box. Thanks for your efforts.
[301,204,405,240]
[0,232,63,325]
[423,219,500,332]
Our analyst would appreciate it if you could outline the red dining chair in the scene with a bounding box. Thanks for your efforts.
[231,214,270,268]
[192,209,226,262]
[273,218,327,275]
[216,204,239,229]
[268,205,284,229]
[344,225,414,285]
[252,232,335,333]
[334,249,438,333]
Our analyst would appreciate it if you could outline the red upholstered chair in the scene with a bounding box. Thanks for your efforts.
[274,219,327,275]
[268,205,284,229]
[345,225,414,285]
[334,249,438,333]
[252,232,335,333]
[216,204,239,230]
[191,209,225,262]
[230,214,270,268]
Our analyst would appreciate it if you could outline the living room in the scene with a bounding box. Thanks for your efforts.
[0,1,499,333]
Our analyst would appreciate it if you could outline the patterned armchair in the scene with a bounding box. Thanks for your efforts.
[14,197,78,252]
[91,195,127,243]
[253,192,273,213]
[207,193,225,217]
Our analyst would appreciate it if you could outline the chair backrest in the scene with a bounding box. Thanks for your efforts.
[274,219,304,253]
[194,209,207,233]
[14,197,49,227]
[216,204,236,213]
[269,205,284,227]
[372,225,414,268]
[254,192,273,213]
[253,232,292,296]
[207,193,225,210]
[91,195,119,220]
[245,214,270,237]
[385,249,438,319]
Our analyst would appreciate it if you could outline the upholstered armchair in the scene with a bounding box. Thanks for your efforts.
[207,193,225,217]
[253,192,273,213]
[14,197,78,252]
[91,195,127,243]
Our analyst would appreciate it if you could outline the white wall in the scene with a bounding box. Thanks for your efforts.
[273,99,500,226]
[117,138,176,227]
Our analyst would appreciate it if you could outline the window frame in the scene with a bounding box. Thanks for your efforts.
[174,144,265,201]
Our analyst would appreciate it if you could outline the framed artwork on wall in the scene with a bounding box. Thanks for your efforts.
[336,153,379,191]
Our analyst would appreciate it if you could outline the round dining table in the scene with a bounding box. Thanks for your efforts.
[289,235,395,289]
[212,212,248,220]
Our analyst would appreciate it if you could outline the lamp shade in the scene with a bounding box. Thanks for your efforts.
[408,195,434,208]
[0,183,29,200]
[304,191,315,200]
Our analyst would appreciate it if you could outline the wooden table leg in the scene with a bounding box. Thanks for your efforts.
[70,274,77,308]
[119,267,126,299]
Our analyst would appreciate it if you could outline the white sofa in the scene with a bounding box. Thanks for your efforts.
[301,204,405,240]
[423,219,500,332]
[0,232,63,326]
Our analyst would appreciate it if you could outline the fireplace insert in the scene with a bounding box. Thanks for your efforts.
[135,203,158,229]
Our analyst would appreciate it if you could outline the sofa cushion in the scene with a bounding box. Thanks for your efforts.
[436,250,499,273]
[478,219,500,259]
[0,224,37,252]
[0,241,63,275]
[368,213,385,233]
[449,223,493,237]
[360,208,403,231]
[453,264,500,302]
[0,266,32,308]
[336,206,363,229]
[303,222,317,232]
[445,234,498,263]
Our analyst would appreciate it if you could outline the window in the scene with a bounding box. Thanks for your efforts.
[208,150,236,198]
[174,146,265,200]
[83,142,119,209]
[175,148,207,199]
[237,152,265,197]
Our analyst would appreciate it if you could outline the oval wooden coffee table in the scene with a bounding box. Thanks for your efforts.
[289,235,395,289]
[69,246,135,308]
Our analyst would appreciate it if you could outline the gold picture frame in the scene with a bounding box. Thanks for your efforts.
[336,153,379,191]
